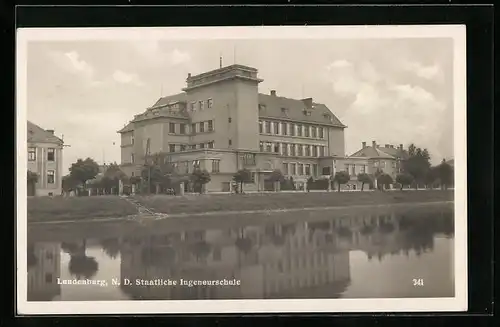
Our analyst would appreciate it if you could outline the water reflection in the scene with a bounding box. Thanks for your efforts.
[27,204,454,301]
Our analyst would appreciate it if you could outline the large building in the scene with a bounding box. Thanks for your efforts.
[27,121,64,196]
[118,64,349,192]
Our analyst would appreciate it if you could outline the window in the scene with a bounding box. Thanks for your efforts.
[180,124,186,134]
[344,164,350,173]
[381,161,386,168]
[208,120,214,132]
[274,143,280,153]
[312,164,318,176]
[131,154,135,163]
[319,127,324,138]
[28,147,36,161]
[265,121,271,134]
[282,143,288,156]
[207,98,213,109]
[290,163,297,175]
[47,148,55,161]
[242,153,256,165]
[298,164,304,176]
[392,161,396,168]
[190,144,196,150]
[273,122,280,135]
[199,122,205,133]
[131,135,135,145]
[131,172,135,177]
[312,145,318,157]
[199,100,204,111]
[360,165,366,174]
[208,141,214,149]
[322,166,331,175]
[259,141,264,152]
[259,121,263,133]
[212,160,220,173]
[47,170,55,184]
[298,144,303,156]
[319,146,325,157]
[228,139,232,146]
[266,142,272,152]
[169,122,176,133]
[305,164,311,176]
[281,122,288,135]
[311,127,317,138]
[283,163,289,175]
[281,107,288,115]
[297,125,303,137]
[290,144,296,156]
[191,102,197,111]
[228,117,232,123]
[199,143,205,149]
[304,126,310,137]
[290,124,296,136]
[169,144,176,152]
[304,145,310,156]
[191,123,196,134]
[180,144,187,151]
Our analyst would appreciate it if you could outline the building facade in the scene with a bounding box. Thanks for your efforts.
[118,64,348,192]
[27,121,64,196]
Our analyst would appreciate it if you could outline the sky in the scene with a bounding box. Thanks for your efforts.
[25,32,454,175]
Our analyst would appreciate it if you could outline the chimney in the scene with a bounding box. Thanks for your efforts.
[270,90,276,96]
[301,97,313,109]
[372,141,376,148]
[362,142,366,148]
[187,73,191,79]
[46,129,54,135]
[399,144,403,150]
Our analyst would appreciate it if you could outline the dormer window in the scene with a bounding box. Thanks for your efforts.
[303,109,311,116]
[281,107,289,114]
[323,113,332,121]
[259,104,266,111]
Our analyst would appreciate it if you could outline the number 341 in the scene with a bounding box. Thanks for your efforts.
[413,278,424,286]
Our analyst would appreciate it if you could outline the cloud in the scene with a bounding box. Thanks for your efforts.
[402,61,443,81]
[112,70,144,86]
[168,49,191,65]
[327,59,352,69]
[49,50,95,80]
[131,41,191,66]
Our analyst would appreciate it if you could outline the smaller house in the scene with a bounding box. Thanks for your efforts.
[27,121,64,196]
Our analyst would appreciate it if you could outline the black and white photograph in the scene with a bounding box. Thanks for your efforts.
[17,25,467,314]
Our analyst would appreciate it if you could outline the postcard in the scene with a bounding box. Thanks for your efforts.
[17,25,467,314]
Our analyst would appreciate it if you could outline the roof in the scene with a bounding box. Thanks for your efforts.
[349,146,396,159]
[27,121,63,145]
[446,159,454,166]
[258,93,346,127]
[375,146,409,160]
[151,93,187,107]
[117,122,134,133]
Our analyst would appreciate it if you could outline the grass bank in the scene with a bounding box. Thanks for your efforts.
[27,196,138,222]
[134,190,453,215]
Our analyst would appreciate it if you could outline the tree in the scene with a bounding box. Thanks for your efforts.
[377,173,393,190]
[333,171,350,192]
[100,238,121,259]
[424,167,438,189]
[191,169,211,194]
[233,169,253,193]
[268,169,285,192]
[69,158,100,193]
[396,173,414,190]
[357,173,371,191]
[190,240,212,261]
[62,174,79,194]
[436,159,454,190]
[306,176,314,192]
[402,143,431,188]
[27,170,38,196]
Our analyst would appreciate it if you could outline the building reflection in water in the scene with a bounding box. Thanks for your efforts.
[27,205,454,301]
[27,242,61,301]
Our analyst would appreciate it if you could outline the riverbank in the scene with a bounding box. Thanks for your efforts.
[133,190,453,215]
[26,190,453,223]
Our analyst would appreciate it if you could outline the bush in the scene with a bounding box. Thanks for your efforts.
[307,178,330,190]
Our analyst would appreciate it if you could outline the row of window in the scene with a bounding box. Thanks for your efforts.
[167,159,220,173]
[259,120,325,139]
[27,169,55,184]
[168,120,215,135]
[260,142,328,157]
[189,98,213,112]
[28,147,56,162]
[168,141,215,153]
[282,162,319,177]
